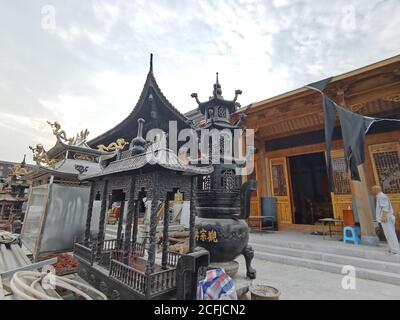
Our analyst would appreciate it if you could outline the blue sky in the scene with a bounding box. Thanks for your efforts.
[0,0,399,162]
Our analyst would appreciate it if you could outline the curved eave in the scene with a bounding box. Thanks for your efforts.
[89,70,189,147]
[47,139,113,159]
[80,163,213,181]
[24,166,77,181]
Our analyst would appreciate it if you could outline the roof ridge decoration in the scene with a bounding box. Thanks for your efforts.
[131,118,146,155]
[47,121,90,146]
[191,73,245,129]
[97,138,128,152]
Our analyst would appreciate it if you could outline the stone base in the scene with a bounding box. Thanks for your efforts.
[361,235,380,247]
[232,275,253,299]
[209,261,239,278]
[208,262,252,299]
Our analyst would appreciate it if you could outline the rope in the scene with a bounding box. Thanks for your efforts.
[10,271,107,300]
[0,231,19,245]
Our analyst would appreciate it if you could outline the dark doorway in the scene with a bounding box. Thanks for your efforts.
[289,153,333,225]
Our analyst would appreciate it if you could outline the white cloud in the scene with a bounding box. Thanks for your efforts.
[0,0,398,162]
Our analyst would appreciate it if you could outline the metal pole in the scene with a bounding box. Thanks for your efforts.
[97,180,108,258]
[84,181,95,244]
[161,199,170,269]
[189,176,196,253]
[116,193,125,244]
[123,177,136,264]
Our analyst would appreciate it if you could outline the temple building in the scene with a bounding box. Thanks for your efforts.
[237,55,400,238]
[0,156,32,225]
[21,124,116,260]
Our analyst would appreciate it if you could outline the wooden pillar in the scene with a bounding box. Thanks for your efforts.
[351,165,378,245]
[161,199,170,269]
[255,138,269,199]
[263,156,272,196]
[96,180,108,257]
[123,177,136,264]
[254,138,269,229]
[84,181,95,244]
[189,176,196,253]
[116,193,125,244]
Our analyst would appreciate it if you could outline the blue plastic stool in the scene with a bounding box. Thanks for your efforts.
[343,227,360,245]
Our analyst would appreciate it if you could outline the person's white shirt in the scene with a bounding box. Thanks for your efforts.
[375,192,394,223]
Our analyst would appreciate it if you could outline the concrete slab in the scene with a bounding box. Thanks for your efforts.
[237,255,400,300]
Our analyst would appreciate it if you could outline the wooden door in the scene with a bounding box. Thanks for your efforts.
[270,158,293,224]
[369,142,400,230]
[330,150,353,220]
[248,156,260,229]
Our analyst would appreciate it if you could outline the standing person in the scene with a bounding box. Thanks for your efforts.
[372,186,399,255]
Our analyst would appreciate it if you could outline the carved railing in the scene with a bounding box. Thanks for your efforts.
[109,259,148,295]
[102,238,121,251]
[149,268,177,296]
[132,242,145,257]
[166,251,181,267]
[73,243,95,265]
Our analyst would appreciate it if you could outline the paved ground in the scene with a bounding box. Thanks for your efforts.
[236,255,400,300]
[105,224,400,300]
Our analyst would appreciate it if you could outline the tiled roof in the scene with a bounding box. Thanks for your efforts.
[81,142,213,180]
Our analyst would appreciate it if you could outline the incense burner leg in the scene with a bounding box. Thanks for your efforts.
[242,245,256,280]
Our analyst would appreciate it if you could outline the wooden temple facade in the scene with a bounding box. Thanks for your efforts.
[240,55,400,234]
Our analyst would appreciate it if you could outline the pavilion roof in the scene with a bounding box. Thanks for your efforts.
[89,55,189,147]
[80,141,213,180]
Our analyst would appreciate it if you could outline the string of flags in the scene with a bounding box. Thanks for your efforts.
[306,78,400,192]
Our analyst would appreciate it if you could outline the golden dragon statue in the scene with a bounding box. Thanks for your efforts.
[29,144,57,169]
[9,164,31,176]
[47,121,90,145]
[97,138,128,152]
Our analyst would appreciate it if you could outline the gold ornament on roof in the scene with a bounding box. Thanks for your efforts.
[29,144,57,169]
[47,121,90,145]
[9,164,31,176]
[97,138,128,152]
[47,121,69,141]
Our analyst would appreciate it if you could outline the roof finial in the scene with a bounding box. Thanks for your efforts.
[213,72,223,98]
[150,53,153,73]
[131,118,146,155]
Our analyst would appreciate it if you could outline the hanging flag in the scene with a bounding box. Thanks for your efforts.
[336,105,376,181]
[306,77,333,93]
[306,83,399,190]
[322,96,338,192]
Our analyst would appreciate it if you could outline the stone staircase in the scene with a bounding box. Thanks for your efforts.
[249,233,400,286]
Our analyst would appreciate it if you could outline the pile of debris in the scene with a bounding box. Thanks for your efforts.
[167,231,190,254]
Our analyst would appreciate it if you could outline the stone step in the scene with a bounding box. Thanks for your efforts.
[255,251,400,286]
[250,237,400,264]
[251,243,400,275]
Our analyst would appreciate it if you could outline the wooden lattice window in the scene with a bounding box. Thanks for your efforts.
[271,164,287,196]
[218,106,226,118]
[198,175,211,191]
[370,144,400,194]
[221,169,236,191]
[332,157,351,195]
